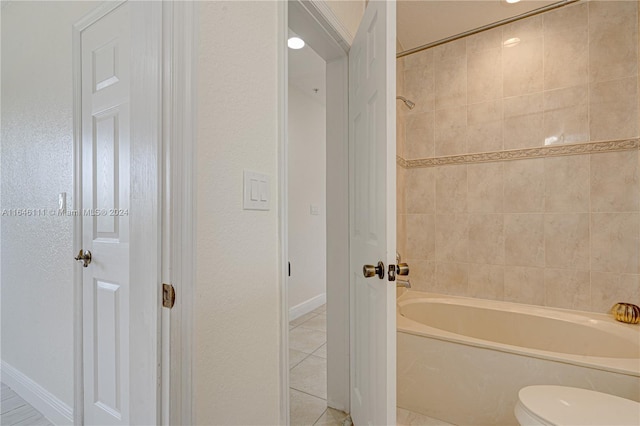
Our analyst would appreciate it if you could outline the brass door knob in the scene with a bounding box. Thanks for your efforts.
[397,263,409,276]
[74,249,92,267]
[363,261,385,279]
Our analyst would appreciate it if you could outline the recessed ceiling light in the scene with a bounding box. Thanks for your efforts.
[503,37,521,48]
[288,37,305,49]
[505,0,521,3]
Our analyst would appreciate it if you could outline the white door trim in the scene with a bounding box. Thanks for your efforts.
[282,1,352,422]
[162,2,197,425]
[278,2,290,423]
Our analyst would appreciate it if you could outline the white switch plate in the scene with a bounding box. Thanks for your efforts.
[243,170,270,211]
[310,204,320,215]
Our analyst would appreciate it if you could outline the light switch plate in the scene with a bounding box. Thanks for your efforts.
[243,170,270,211]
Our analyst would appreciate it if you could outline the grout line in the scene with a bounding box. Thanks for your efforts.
[312,407,329,426]
[289,386,327,402]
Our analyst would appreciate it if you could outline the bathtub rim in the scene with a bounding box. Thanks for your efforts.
[397,290,640,378]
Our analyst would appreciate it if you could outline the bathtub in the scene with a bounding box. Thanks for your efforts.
[397,290,640,425]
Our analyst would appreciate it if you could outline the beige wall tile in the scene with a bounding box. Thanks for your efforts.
[589,77,639,141]
[397,213,406,258]
[435,106,467,156]
[504,266,545,305]
[543,2,588,34]
[467,100,503,153]
[544,213,590,270]
[591,272,640,313]
[406,167,435,214]
[469,264,505,301]
[505,214,545,267]
[544,27,588,91]
[544,268,591,311]
[468,162,504,213]
[468,214,504,265]
[503,37,543,97]
[436,164,467,213]
[435,262,469,296]
[435,55,467,110]
[543,85,589,145]
[396,113,405,158]
[405,214,436,261]
[588,0,638,83]
[403,48,433,70]
[405,112,435,159]
[503,93,544,149]
[467,48,502,105]
[397,166,406,214]
[590,150,640,212]
[503,14,543,42]
[504,158,545,213]
[591,212,640,274]
[467,27,502,53]
[405,259,436,292]
[544,155,590,213]
[432,38,466,62]
[435,214,469,262]
[404,66,435,114]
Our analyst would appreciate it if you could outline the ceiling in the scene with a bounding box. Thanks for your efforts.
[288,35,327,107]
[397,0,561,53]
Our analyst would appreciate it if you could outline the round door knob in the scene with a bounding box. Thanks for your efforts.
[74,249,92,267]
[397,263,409,276]
[363,261,385,279]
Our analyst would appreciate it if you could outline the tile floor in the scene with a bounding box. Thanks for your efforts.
[1,382,53,426]
[289,305,452,426]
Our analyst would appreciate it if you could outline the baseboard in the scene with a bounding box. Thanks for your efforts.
[289,293,326,321]
[1,360,73,425]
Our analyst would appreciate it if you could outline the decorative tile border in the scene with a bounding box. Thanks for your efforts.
[397,139,639,168]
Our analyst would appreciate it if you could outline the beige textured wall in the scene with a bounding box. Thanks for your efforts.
[398,1,640,313]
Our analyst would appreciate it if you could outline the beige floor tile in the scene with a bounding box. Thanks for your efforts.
[291,312,319,327]
[300,315,326,332]
[290,355,327,399]
[313,408,349,426]
[397,407,454,426]
[312,343,326,359]
[290,389,327,426]
[312,304,327,314]
[290,349,309,369]
[289,327,326,354]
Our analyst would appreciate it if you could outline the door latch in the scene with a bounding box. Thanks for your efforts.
[162,283,175,309]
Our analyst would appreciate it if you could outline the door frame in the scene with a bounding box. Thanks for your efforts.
[72,2,196,424]
[280,1,353,422]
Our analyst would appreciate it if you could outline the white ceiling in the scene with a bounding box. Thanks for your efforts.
[288,36,327,106]
[397,0,560,53]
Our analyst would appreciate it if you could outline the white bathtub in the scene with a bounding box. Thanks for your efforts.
[397,290,640,425]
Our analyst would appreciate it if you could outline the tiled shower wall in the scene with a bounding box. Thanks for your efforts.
[397,1,640,313]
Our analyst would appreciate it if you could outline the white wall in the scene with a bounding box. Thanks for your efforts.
[194,2,282,424]
[1,0,96,409]
[287,82,327,314]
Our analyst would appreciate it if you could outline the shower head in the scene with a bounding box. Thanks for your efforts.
[396,96,415,110]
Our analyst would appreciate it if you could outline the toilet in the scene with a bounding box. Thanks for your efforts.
[515,385,640,426]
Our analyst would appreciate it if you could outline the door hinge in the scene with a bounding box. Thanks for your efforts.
[162,283,176,309]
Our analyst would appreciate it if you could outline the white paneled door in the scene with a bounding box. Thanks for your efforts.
[348,1,397,425]
[78,2,158,425]
[81,3,131,424]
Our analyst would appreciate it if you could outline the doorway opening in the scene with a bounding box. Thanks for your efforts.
[283,1,351,424]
